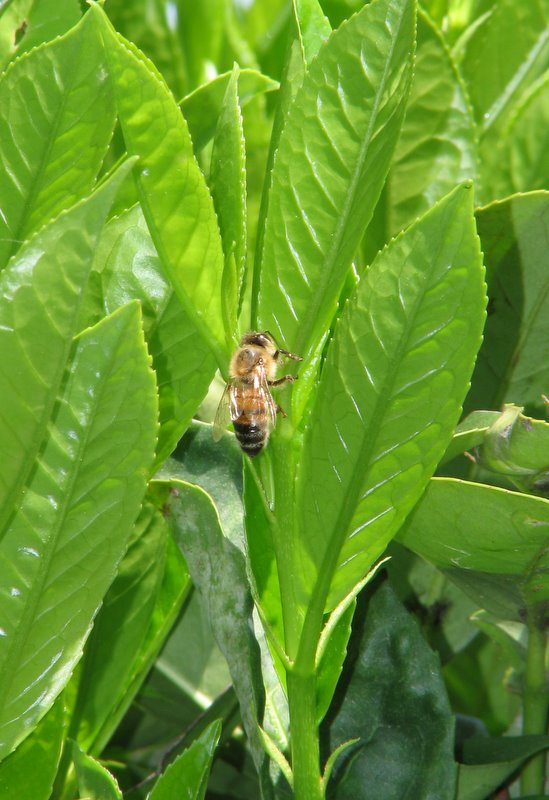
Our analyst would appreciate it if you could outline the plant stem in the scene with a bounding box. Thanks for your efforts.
[521,612,548,795]
[287,669,323,800]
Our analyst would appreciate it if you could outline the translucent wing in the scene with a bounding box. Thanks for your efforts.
[213,382,234,441]
[254,363,277,432]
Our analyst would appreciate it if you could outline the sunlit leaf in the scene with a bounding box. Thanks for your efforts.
[297,184,485,612]
[0,697,65,800]
[0,161,133,541]
[147,720,221,800]
[92,4,226,368]
[95,205,216,466]
[256,0,415,398]
[0,0,80,70]
[0,302,157,760]
[0,10,116,269]
[210,65,247,342]
[73,741,122,800]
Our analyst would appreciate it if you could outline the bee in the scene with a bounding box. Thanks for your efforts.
[213,331,303,457]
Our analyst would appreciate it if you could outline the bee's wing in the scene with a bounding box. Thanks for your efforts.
[254,364,277,432]
[213,382,237,441]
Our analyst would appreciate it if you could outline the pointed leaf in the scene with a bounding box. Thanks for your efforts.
[180,69,278,152]
[95,205,216,466]
[297,184,486,612]
[0,302,157,760]
[257,0,415,384]
[147,720,221,800]
[0,162,134,542]
[1,0,81,66]
[210,65,247,339]
[92,5,226,367]
[0,10,116,269]
[72,742,122,800]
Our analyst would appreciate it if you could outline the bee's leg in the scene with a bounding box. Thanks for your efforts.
[273,348,303,362]
[268,374,298,387]
[275,404,288,418]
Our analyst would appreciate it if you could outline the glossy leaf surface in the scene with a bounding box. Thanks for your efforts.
[0,302,157,759]
[297,184,485,612]
[257,0,415,374]
[96,205,216,466]
[0,697,65,800]
[0,163,133,548]
[0,11,116,269]
[73,741,122,800]
[210,65,247,341]
[323,581,456,799]
[147,720,221,800]
[92,5,226,366]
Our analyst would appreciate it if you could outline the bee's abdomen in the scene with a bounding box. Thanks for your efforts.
[233,418,266,457]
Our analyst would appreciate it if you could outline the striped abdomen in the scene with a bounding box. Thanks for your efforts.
[231,384,271,458]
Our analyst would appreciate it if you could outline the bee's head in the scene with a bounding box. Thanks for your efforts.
[240,331,277,356]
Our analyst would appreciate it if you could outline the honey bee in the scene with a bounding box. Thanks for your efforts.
[213,331,303,457]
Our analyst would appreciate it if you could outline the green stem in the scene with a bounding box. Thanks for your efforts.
[521,612,548,795]
[287,670,323,800]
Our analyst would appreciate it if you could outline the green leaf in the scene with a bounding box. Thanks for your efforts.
[297,184,485,613]
[502,73,549,194]
[323,581,457,800]
[384,8,477,236]
[69,497,187,753]
[180,69,278,153]
[0,10,116,269]
[475,404,549,493]
[397,477,549,620]
[0,696,66,800]
[0,0,80,70]
[256,0,416,390]
[92,4,227,368]
[159,464,277,798]
[72,741,122,800]
[147,720,221,800]
[460,0,549,134]
[439,410,500,466]
[467,192,549,413]
[294,0,331,64]
[95,205,216,466]
[0,160,134,544]
[210,64,247,342]
[456,736,549,800]
[0,301,157,760]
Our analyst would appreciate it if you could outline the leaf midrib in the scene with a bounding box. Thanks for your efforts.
[0,314,133,747]
[300,252,464,660]
[293,0,411,361]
